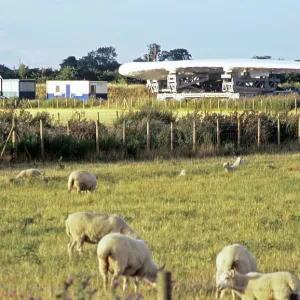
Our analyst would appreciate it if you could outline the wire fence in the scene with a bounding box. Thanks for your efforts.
[1,111,300,162]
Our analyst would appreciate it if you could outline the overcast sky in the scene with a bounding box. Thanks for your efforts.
[1,0,299,69]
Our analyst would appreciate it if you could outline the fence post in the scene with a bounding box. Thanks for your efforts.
[170,122,174,152]
[12,117,17,153]
[82,100,85,109]
[237,115,241,148]
[78,113,81,122]
[56,98,59,108]
[147,119,150,152]
[252,98,255,110]
[67,121,70,136]
[298,115,300,143]
[97,112,100,123]
[192,119,196,151]
[40,119,45,160]
[257,117,261,147]
[95,120,100,156]
[57,112,60,123]
[157,271,172,300]
[216,117,220,148]
[295,98,298,115]
[122,120,126,149]
[37,99,40,109]
[277,115,281,145]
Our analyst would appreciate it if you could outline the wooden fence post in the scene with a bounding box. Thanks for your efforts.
[122,120,126,149]
[257,117,261,147]
[12,117,17,154]
[40,119,45,160]
[298,115,300,143]
[170,122,174,152]
[277,115,281,145]
[295,98,298,115]
[216,117,220,148]
[147,119,150,152]
[97,112,100,123]
[67,121,70,136]
[95,120,100,156]
[252,98,255,110]
[57,112,60,123]
[237,115,241,148]
[157,271,172,300]
[192,119,196,151]
[56,98,59,108]
[65,98,68,108]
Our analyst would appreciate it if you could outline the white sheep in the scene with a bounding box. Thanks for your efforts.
[16,168,41,179]
[65,212,142,260]
[216,244,258,299]
[223,157,247,172]
[67,170,97,193]
[97,233,166,292]
[217,270,300,300]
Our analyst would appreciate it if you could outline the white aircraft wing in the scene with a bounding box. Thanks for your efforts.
[119,58,300,80]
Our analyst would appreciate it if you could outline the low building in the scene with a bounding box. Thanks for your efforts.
[0,79,36,99]
[46,80,108,100]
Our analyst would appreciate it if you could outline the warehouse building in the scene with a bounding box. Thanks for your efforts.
[0,79,36,99]
[46,80,108,100]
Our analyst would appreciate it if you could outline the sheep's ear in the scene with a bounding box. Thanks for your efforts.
[230,270,235,277]
[158,263,166,271]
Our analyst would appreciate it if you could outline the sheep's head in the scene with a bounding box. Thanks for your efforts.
[216,270,235,291]
[146,263,166,283]
[223,162,230,168]
[237,156,247,165]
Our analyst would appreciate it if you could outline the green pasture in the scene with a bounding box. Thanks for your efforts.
[1,153,300,299]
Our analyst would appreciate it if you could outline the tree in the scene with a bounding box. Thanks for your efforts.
[60,56,78,69]
[18,63,30,78]
[159,48,192,61]
[77,46,120,80]
[57,66,78,80]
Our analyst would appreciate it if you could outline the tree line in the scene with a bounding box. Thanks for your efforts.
[0,44,193,84]
[0,43,299,84]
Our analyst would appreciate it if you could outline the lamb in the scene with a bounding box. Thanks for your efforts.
[217,270,300,300]
[216,244,258,299]
[16,168,41,179]
[67,170,97,193]
[97,233,166,292]
[65,212,142,260]
[223,156,246,172]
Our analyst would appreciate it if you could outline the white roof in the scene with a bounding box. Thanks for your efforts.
[119,58,300,80]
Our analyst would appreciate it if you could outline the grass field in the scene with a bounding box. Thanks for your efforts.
[2,153,300,299]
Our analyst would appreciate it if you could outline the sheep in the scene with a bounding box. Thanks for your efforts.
[97,233,166,292]
[65,212,142,260]
[223,157,246,172]
[15,168,41,179]
[217,270,300,300]
[216,244,258,299]
[67,170,97,193]
[177,169,186,176]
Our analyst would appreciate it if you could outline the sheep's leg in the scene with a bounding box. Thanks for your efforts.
[67,240,76,260]
[122,277,129,292]
[134,277,140,294]
[76,238,84,255]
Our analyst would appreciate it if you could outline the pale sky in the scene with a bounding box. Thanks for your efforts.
[1,0,300,69]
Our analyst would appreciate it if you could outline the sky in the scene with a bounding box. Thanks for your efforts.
[1,0,300,70]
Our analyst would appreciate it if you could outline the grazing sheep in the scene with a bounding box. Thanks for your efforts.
[67,170,97,193]
[65,212,142,259]
[16,168,41,179]
[233,156,247,167]
[217,270,300,300]
[216,244,258,299]
[97,233,166,292]
[177,169,186,176]
[223,157,246,172]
